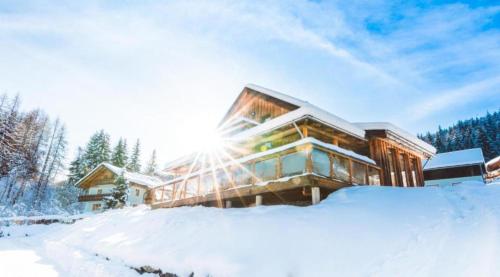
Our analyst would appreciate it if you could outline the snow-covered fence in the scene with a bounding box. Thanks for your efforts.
[0,214,86,226]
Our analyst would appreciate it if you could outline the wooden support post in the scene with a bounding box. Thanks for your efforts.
[255,195,263,206]
[332,137,339,146]
[225,200,232,208]
[311,187,320,205]
[302,126,308,137]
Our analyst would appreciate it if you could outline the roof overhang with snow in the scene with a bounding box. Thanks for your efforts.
[353,122,437,156]
[225,84,367,141]
[75,163,163,189]
[423,148,485,171]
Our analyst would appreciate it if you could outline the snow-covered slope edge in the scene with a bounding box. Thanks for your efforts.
[5,183,500,277]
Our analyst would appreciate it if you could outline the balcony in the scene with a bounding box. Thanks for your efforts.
[152,138,382,208]
[78,193,111,202]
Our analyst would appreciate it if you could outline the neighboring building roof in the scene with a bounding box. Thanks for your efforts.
[423,148,485,171]
[353,122,437,155]
[76,163,163,189]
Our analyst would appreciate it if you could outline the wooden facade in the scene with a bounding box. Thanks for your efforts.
[219,87,299,127]
[153,85,435,209]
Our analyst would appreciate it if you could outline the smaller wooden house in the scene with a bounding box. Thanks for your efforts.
[76,163,163,212]
[423,148,486,186]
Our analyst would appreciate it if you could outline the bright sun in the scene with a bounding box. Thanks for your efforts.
[198,130,225,152]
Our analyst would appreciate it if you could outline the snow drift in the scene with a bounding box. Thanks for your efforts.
[2,182,500,276]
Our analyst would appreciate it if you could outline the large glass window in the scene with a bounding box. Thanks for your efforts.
[333,155,350,182]
[185,177,198,198]
[387,149,397,185]
[233,164,253,186]
[216,170,230,190]
[399,153,408,187]
[281,151,307,177]
[173,182,183,200]
[255,158,277,181]
[312,149,330,177]
[368,167,381,185]
[200,174,215,195]
[410,158,418,186]
[352,162,367,184]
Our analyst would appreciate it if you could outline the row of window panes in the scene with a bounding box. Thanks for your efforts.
[154,148,380,201]
[387,149,420,187]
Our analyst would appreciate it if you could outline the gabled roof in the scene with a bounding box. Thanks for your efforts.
[225,84,367,140]
[423,148,485,171]
[75,163,163,188]
[353,122,436,155]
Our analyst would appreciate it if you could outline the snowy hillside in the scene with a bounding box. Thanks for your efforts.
[1,182,500,277]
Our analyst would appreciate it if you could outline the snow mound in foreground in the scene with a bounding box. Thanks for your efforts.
[5,182,500,276]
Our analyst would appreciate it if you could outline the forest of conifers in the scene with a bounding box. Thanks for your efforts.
[419,110,499,161]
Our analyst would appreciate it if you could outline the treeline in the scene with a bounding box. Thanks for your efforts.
[67,131,158,186]
[419,110,499,161]
[0,94,67,209]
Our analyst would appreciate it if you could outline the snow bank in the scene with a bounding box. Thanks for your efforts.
[2,182,500,276]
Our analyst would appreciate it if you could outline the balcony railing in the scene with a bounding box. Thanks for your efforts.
[152,139,382,204]
[78,193,111,202]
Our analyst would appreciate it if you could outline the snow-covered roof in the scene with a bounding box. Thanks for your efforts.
[158,137,376,188]
[229,105,366,142]
[353,122,436,155]
[486,156,500,167]
[245,83,310,108]
[423,148,485,171]
[76,163,163,189]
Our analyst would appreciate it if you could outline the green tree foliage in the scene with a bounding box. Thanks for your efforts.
[105,171,128,209]
[144,149,158,176]
[83,130,111,172]
[67,147,86,185]
[111,138,128,168]
[127,139,141,173]
[419,109,499,161]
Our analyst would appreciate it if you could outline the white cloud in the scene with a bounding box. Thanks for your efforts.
[0,0,498,165]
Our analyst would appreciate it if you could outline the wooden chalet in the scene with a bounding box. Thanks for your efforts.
[76,163,163,212]
[152,84,436,209]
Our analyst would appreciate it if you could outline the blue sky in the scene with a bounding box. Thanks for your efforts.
[0,0,499,166]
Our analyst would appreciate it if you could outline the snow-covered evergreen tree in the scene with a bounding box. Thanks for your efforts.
[105,171,128,209]
[111,138,128,168]
[127,139,141,173]
[83,130,111,172]
[68,147,86,185]
[420,109,499,161]
[144,150,157,175]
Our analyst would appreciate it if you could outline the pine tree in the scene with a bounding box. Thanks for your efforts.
[144,150,158,175]
[419,109,499,161]
[68,147,86,185]
[105,171,128,209]
[83,130,111,172]
[477,127,493,159]
[111,138,128,168]
[434,126,446,153]
[127,139,141,172]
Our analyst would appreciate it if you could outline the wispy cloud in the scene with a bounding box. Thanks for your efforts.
[0,0,498,162]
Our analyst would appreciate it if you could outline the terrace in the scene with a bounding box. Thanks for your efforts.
[151,137,381,208]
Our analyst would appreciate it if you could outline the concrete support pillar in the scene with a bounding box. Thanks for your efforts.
[255,195,263,206]
[225,200,232,208]
[311,187,321,205]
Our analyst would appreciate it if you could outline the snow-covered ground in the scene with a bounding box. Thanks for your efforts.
[1,182,499,277]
